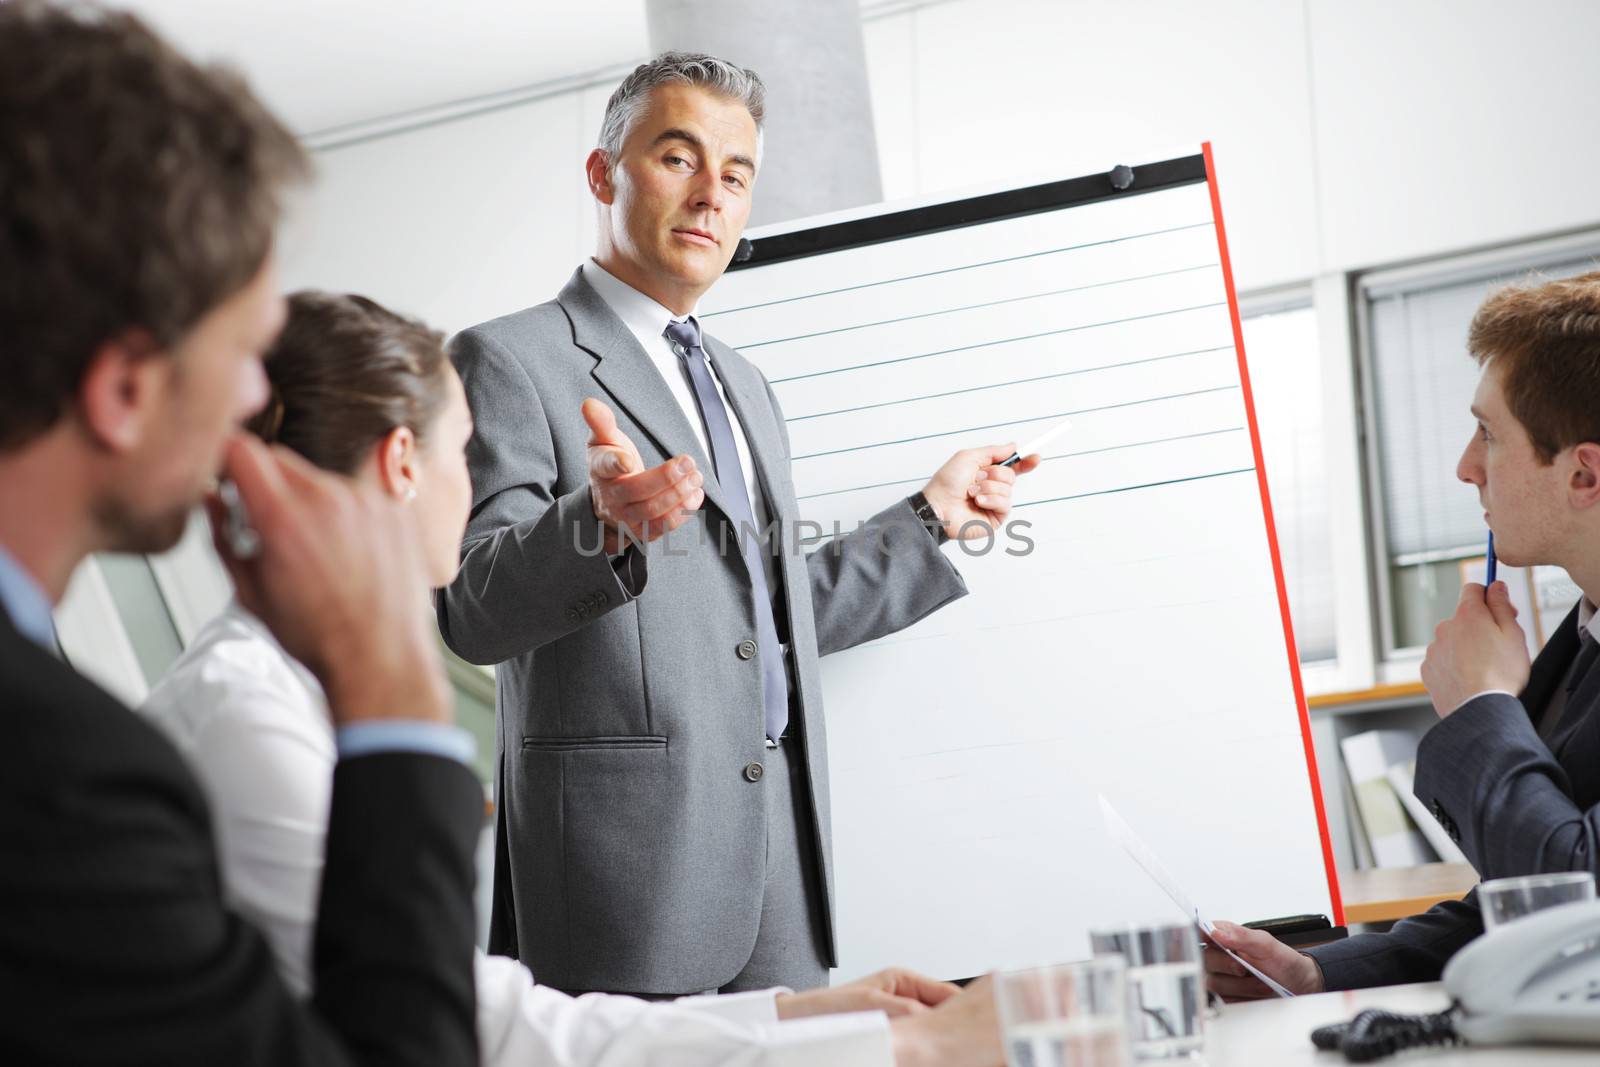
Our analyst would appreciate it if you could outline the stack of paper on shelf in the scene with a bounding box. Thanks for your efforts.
[1341,729,1434,867]
[1387,760,1470,865]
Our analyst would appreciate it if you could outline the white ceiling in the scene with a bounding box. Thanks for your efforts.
[122,1,650,135]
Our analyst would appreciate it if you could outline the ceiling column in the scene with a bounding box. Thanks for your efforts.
[645,0,883,226]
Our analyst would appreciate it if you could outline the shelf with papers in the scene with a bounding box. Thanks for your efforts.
[1339,861,1478,925]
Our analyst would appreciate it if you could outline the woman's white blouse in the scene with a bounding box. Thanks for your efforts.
[139,602,892,1067]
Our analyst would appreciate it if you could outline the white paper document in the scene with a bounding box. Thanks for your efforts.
[1098,794,1295,998]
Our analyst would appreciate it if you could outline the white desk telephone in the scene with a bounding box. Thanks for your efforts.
[1312,899,1600,1059]
[1444,898,1600,1045]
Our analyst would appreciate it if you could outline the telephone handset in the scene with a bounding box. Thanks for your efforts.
[1444,897,1600,1046]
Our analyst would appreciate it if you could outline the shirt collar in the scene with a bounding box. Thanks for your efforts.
[1579,598,1600,645]
[581,259,697,350]
[0,543,56,651]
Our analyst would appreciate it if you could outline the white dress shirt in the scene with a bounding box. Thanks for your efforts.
[581,259,785,606]
[137,602,893,1067]
[1579,597,1600,643]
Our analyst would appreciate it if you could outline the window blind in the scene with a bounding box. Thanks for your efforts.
[1369,256,1599,562]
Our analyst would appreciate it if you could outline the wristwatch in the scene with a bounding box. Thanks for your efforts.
[909,491,950,545]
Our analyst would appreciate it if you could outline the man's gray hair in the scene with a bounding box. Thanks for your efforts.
[596,51,765,169]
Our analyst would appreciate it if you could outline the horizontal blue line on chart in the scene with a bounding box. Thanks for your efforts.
[791,385,1241,461]
[701,221,1216,318]
[769,301,1229,385]
[847,590,1257,650]
[1012,467,1256,508]
[786,345,1234,423]
[737,263,1219,351]
[793,426,1247,502]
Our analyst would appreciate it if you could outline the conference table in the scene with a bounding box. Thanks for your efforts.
[1205,982,1596,1064]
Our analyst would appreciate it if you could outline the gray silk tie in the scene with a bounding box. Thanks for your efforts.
[664,317,788,742]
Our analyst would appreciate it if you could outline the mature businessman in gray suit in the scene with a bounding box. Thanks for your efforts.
[1204,270,1600,996]
[438,53,1042,996]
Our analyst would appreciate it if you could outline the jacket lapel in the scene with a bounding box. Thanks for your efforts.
[1521,601,1580,726]
[1555,650,1600,805]
[1529,601,1600,804]
[557,269,735,522]
[702,334,790,526]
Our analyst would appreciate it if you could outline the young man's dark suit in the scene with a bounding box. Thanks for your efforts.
[1309,600,1600,988]
[0,604,484,1065]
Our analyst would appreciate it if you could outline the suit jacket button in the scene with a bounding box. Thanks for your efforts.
[565,609,580,623]
[744,762,764,782]
[736,639,758,660]
[596,592,609,607]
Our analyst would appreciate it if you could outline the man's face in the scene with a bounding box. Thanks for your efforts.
[96,257,283,553]
[1456,359,1569,568]
[597,83,757,305]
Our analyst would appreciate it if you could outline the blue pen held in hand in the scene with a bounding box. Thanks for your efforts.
[1485,530,1497,592]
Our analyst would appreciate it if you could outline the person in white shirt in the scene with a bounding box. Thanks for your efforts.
[141,289,1004,1067]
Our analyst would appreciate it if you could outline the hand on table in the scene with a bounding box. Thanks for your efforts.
[889,974,1004,1067]
[583,398,704,555]
[209,435,451,726]
[1204,921,1324,1001]
[920,445,1042,541]
[776,967,960,1020]
[1421,581,1530,718]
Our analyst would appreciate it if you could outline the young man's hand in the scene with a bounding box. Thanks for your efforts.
[1422,581,1531,717]
[1204,921,1324,1000]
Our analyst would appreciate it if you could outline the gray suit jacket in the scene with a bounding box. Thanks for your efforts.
[439,268,968,993]
[1309,601,1600,988]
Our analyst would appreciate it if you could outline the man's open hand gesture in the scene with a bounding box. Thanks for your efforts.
[584,399,705,554]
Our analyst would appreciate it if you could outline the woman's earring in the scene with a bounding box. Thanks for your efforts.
[405,486,418,502]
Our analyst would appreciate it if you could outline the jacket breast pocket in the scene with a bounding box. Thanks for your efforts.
[521,735,667,752]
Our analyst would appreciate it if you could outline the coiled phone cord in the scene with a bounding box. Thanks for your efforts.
[1309,1005,1463,1061]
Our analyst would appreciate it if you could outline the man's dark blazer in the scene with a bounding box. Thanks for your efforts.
[1309,601,1600,988]
[0,603,484,1065]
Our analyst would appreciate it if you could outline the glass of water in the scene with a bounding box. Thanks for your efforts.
[1480,871,1595,933]
[995,956,1131,1067]
[1090,922,1204,1059]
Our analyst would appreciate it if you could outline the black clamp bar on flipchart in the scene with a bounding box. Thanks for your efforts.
[726,152,1205,272]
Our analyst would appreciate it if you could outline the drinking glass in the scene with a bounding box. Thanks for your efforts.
[1090,922,1204,1059]
[995,956,1132,1067]
[1480,871,1595,933]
